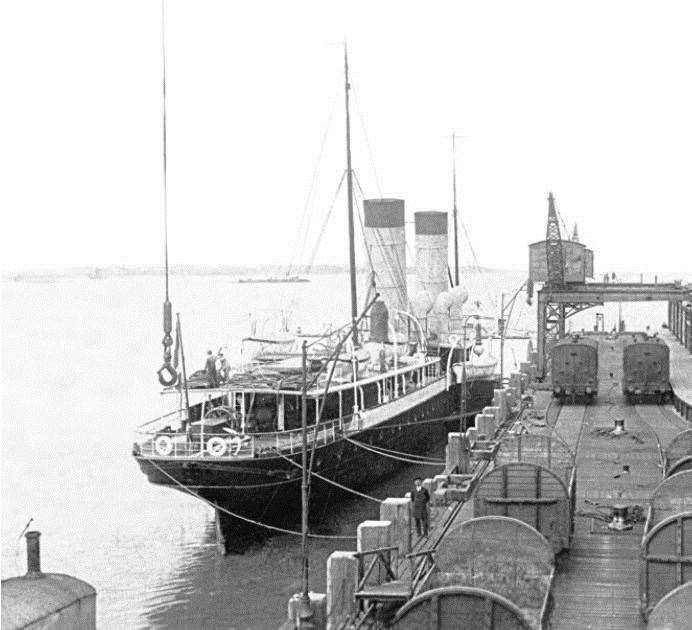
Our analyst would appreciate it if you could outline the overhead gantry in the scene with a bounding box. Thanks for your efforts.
[528,193,691,378]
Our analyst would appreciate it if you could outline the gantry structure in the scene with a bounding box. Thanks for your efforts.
[528,193,692,377]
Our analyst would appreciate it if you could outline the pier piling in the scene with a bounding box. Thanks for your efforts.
[356,520,393,584]
[379,498,412,555]
[325,552,358,630]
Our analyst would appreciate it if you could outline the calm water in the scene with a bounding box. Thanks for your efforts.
[1,270,681,628]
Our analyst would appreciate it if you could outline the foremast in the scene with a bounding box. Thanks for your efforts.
[344,44,359,346]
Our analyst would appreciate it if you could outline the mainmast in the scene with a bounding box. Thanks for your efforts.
[451,133,460,287]
[344,43,359,345]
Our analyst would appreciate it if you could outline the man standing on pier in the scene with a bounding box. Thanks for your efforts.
[412,477,430,537]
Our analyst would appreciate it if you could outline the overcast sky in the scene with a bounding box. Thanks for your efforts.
[1,1,690,273]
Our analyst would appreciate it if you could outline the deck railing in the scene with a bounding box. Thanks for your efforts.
[136,416,344,460]
[135,359,443,460]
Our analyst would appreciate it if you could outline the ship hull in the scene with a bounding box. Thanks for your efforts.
[135,378,497,550]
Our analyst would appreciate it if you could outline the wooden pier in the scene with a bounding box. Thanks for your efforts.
[548,336,688,629]
[283,330,691,629]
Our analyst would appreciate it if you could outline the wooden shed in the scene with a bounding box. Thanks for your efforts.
[392,516,554,629]
[474,462,573,553]
[639,471,692,618]
[664,428,692,475]
[647,582,692,630]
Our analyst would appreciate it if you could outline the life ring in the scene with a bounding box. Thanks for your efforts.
[206,436,228,457]
[157,364,178,387]
[154,435,174,456]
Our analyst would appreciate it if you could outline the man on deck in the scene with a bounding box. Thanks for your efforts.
[412,477,430,537]
[205,350,218,388]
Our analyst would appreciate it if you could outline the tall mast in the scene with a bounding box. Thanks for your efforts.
[344,43,359,345]
[452,133,460,287]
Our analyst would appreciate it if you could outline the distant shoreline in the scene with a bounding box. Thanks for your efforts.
[2,263,502,282]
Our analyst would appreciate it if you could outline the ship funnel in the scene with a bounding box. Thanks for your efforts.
[413,211,449,311]
[364,199,408,317]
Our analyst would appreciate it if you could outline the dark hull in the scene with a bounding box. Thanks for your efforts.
[135,378,497,550]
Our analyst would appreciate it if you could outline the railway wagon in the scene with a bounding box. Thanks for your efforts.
[622,334,671,403]
[550,335,598,402]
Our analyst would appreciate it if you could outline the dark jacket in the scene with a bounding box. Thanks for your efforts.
[205,356,218,386]
[412,487,430,518]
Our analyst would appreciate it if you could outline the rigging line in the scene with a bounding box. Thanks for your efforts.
[352,172,409,308]
[343,436,445,465]
[161,0,170,301]
[351,88,383,197]
[184,479,297,490]
[459,219,497,311]
[303,170,347,275]
[356,173,411,308]
[285,91,339,278]
[353,193,376,276]
[274,449,383,504]
[307,296,380,484]
[343,438,444,462]
[144,457,356,540]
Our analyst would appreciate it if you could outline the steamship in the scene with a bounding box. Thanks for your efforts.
[132,48,499,547]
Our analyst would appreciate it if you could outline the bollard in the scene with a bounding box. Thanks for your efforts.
[492,389,507,420]
[357,521,393,584]
[483,405,501,424]
[380,498,412,555]
[446,432,470,473]
[473,413,492,437]
[476,414,496,438]
[326,552,358,630]
[433,474,449,490]
[433,488,448,506]
[510,372,522,391]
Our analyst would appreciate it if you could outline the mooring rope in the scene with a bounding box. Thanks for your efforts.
[343,436,445,465]
[273,449,383,504]
[144,458,356,540]
[343,437,445,463]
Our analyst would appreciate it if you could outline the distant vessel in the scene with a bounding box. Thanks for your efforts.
[238,275,309,284]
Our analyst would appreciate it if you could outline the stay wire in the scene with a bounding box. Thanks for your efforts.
[144,457,356,540]
[353,172,409,309]
[274,449,383,504]
[352,88,383,197]
[303,170,347,274]
[460,219,497,312]
[285,91,339,278]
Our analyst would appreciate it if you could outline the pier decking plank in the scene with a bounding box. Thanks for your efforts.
[549,338,685,630]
